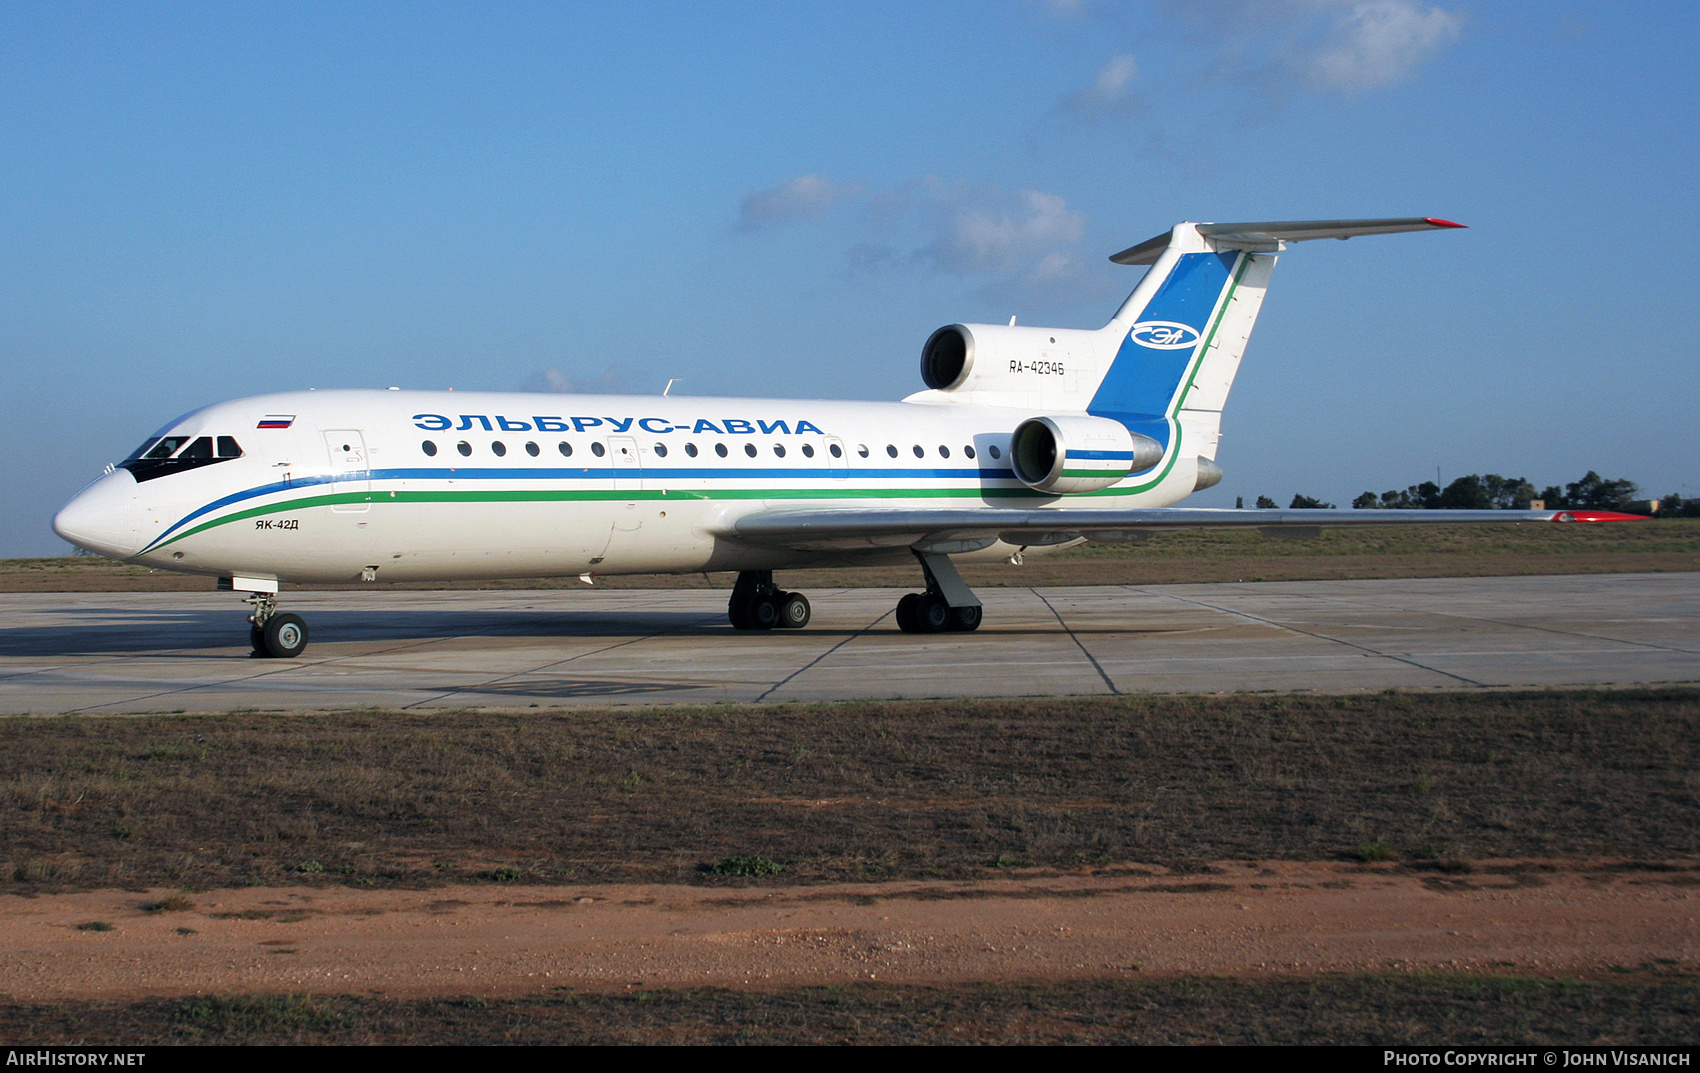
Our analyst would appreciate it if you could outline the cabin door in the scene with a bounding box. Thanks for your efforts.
[323,431,371,513]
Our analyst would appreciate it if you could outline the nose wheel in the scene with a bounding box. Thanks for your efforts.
[728,571,811,630]
[245,592,309,658]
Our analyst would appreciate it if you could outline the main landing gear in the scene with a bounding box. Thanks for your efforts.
[893,549,982,633]
[727,570,811,631]
[245,592,309,658]
[727,552,985,634]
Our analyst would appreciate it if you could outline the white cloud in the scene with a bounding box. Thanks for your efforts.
[1303,1,1462,91]
[521,367,575,393]
[520,364,633,394]
[735,174,861,232]
[1060,0,1463,123]
[923,189,1087,275]
[736,175,1092,304]
[1058,53,1143,118]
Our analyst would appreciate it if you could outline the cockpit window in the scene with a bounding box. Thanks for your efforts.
[120,434,246,483]
[138,436,191,460]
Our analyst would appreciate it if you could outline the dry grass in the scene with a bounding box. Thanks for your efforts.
[2,688,1695,892]
[12,519,1699,592]
[4,973,1695,1044]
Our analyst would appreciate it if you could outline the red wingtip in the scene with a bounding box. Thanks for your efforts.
[1425,217,1467,229]
[1549,511,1653,523]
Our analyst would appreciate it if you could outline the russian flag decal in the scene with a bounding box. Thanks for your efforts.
[257,415,295,429]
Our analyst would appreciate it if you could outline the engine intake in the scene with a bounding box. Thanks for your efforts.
[920,325,973,390]
[1010,416,1164,494]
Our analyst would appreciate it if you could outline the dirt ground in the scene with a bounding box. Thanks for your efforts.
[2,860,1693,1003]
[3,644,1695,1041]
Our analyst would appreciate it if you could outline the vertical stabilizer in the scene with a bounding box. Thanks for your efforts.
[1085,216,1463,470]
[1086,223,1265,462]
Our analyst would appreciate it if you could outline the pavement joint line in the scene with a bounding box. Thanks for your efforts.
[52,616,526,714]
[1276,593,1700,658]
[399,612,727,710]
[1032,589,1122,696]
[754,603,896,703]
[1126,586,1488,688]
[36,602,612,714]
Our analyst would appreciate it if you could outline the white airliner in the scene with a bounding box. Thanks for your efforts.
[53,218,1643,657]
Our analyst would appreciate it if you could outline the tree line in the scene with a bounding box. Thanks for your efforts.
[1243,472,1700,517]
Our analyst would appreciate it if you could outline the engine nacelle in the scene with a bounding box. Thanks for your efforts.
[920,323,1104,395]
[1010,415,1164,494]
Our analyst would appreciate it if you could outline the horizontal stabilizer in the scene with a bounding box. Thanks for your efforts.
[1109,217,1465,265]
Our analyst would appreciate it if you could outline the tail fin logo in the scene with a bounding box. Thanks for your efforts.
[1129,321,1202,350]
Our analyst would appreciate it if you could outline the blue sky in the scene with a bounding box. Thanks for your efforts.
[3,1,1696,556]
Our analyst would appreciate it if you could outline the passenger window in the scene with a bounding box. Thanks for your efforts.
[801,444,814,458]
[422,440,438,457]
[830,444,843,458]
[715,443,728,458]
[525,441,540,457]
[989,444,1001,459]
[559,442,573,457]
[216,437,243,458]
[886,445,898,458]
[857,444,869,458]
[964,445,975,459]
[591,442,606,457]
[491,441,507,457]
[912,445,924,458]
[773,444,785,458]
[938,445,949,458]
[685,443,699,457]
[457,441,472,456]
[744,443,757,458]
[654,443,668,457]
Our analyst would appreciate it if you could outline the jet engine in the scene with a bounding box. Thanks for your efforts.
[920,322,1103,394]
[1009,415,1164,494]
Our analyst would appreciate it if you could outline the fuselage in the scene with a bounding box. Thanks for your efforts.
[54,388,1206,584]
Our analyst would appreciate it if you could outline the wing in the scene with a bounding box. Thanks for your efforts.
[723,506,1647,554]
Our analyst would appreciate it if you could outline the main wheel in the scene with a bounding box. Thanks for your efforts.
[895,592,923,633]
[949,604,983,632]
[261,613,309,658]
[778,591,811,629]
[749,595,780,629]
[918,593,952,633]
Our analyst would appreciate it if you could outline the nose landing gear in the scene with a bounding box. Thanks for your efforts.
[728,570,811,630]
[243,591,309,658]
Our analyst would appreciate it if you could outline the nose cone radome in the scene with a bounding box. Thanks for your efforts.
[53,470,143,558]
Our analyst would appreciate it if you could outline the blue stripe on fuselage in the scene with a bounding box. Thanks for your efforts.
[141,464,1023,551]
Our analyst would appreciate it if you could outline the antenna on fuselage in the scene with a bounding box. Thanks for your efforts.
[663,378,682,397]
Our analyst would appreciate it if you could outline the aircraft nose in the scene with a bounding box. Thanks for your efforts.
[53,469,143,558]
